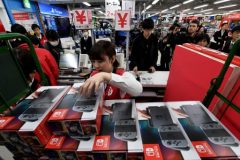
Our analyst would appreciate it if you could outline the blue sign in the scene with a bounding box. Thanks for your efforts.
[38,3,69,17]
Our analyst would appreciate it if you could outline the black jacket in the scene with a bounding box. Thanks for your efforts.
[44,41,63,65]
[213,30,228,50]
[80,36,92,55]
[130,33,158,70]
[222,38,240,57]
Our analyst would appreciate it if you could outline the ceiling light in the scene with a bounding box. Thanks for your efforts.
[229,9,240,13]
[188,12,194,14]
[182,9,191,12]
[183,0,194,4]
[218,4,237,9]
[194,4,208,9]
[146,5,152,10]
[94,8,101,10]
[170,4,181,9]
[205,12,212,15]
[98,11,104,14]
[213,0,231,4]
[82,2,91,7]
[161,9,168,13]
[152,0,160,5]
[200,8,213,12]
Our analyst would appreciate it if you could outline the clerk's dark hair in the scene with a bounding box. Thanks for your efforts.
[89,40,119,69]
[31,24,40,30]
[142,18,154,29]
[45,29,59,41]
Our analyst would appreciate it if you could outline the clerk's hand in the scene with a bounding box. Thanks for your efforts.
[133,66,138,74]
[79,72,111,97]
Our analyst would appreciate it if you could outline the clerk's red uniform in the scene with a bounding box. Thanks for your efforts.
[19,43,59,85]
[91,68,130,100]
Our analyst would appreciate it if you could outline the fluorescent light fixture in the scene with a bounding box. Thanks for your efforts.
[141,10,146,14]
[161,9,169,13]
[152,0,160,5]
[146,5,152,10]
[94,8,101,10]
[229,9,240,13]
[194,14,203,16]
[170,4,181,9]
[188,12,194,14]
[82,2,91,6]
[194,4,208,9]
[183,0,194,4]
[214,0,231,4]
[218,4,237,9]
[182,9,191,12]
[205,12,212,14]
[200,8,213,12]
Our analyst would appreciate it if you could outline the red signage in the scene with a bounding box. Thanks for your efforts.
[13,12,30,20]
[117,12,128,28]
[75,10,86,24]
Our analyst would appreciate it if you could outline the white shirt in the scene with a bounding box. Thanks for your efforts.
[109,72,143,98]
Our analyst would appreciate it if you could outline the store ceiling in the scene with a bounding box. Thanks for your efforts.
[33,0,240,16]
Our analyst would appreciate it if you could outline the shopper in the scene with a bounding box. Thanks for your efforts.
[11,23,29,47]
[20,35,59,86]
[130,18,158,73]
[79,40,142,99]
[195,33,210,47]
[222,25,240,56]
[31,24,47,48]
[44,29,63,65]
[159,24,180,71]
[80,30,92,55]
[210,23,229,50]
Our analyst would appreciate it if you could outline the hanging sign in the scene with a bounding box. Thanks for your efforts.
[105,0,120,18]
[73,10,92,29]
[115,10,131,31]
[122,0,135,18]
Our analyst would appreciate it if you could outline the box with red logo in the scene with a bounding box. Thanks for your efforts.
[92,99,144,159]
[48,83,103,140]
[136,101,200,160]
[136,101,240,159]
[0,86,70,150]
[44,135,79,159]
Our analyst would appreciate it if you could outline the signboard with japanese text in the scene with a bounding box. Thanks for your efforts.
[122,0,135,18]
[105,0,120,18]
[73,9,92,29]
[12,10,39,31]
[115,10,131,31]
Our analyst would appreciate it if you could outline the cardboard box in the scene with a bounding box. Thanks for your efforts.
[0,86,70,149]
[44,135,79,160]
[48,83,103,140]
[92,99,144,159]
[136,101,240,159]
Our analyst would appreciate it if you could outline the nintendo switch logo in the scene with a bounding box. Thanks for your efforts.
[53,111,62,117]
[146,147,155,156]
[50,138,60,145]
[96,139,104,146]
[0,119,6,124]
[195,145,206,153]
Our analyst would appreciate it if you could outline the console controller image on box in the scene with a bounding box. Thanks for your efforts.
[181,104,239,147]
[147,106,190,150]
[72,94,97,112]
[111,102,138,142]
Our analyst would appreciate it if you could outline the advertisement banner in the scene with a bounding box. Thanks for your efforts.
[105,0,120,18]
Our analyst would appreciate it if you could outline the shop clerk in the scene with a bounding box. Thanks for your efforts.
[79,40,143,99]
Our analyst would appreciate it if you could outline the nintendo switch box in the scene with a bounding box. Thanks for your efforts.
[48,83,104,140]
[136,101,240,160]
[0,86,70,150]
[92,99,144,159]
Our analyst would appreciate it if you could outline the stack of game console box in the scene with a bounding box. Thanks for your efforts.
[0,86,70,160]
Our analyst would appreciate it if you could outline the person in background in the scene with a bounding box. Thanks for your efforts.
[159,24,180,71]
[44,29,63,65]
[11,23,59,85]
[175,20,200,45]
[130,18,158,73]
[198,25,207,34]
[211,22,229,50]
[194,33,210,47]
[222,25,240,56]
[79,40,142,99]
[31,24,47,48]
[10,23,29,47]
[80,30,92,55]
